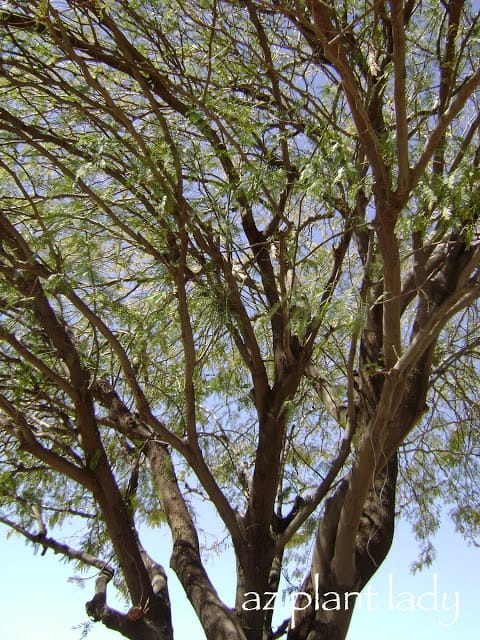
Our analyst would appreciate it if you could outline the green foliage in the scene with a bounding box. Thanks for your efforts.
[0,1,479,637]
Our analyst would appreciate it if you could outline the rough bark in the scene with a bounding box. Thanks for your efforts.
[147,441,247,640]
[286,454,397,640]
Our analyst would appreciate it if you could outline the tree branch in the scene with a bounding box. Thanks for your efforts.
[389,0,410,193]
[0,396,93,490]
[305,0,390,191]
[146,440,247,640]
[411,66,480,188]
[0,514,114,572]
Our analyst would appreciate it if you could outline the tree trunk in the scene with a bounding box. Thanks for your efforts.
[287,455,397,640]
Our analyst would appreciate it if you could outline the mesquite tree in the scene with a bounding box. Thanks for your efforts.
[0,1,479,639]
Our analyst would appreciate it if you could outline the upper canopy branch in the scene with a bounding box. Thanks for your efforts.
[411,65,480,188]
[0,395,94,489]
[304,0,391,192]
[390,0,410,194]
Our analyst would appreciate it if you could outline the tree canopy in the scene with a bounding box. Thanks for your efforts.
[0,1,479,639]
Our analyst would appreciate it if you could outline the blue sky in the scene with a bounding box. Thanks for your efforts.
[0,513,478,639]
